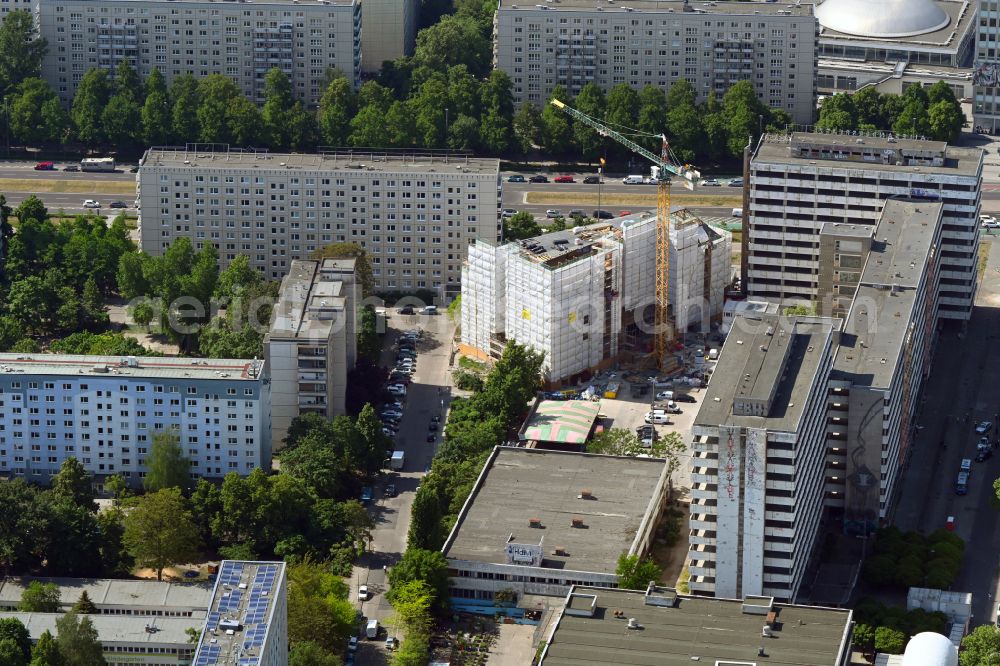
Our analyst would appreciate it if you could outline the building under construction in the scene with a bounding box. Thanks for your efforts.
[460,210,731,385]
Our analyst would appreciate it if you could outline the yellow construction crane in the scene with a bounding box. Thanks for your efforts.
[549,98,701,368]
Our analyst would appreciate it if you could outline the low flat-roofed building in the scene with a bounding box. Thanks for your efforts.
[443,448,669,610]
[191,561,287,666]
[0,612,202,666]
[0,577,213,616]
[539,585,854,666]
[518,399,602,451]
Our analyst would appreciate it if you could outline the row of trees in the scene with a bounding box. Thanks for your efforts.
[851,598,948,657]
[816,83,965,142]
[862,526,965,591]
[0,610,107,666]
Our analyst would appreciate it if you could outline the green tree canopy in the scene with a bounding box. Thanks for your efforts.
[0,10,46,94]
[616,553,662,590]
[122,487,201,581]
[54,612,105,666]
[18,582,60,613]
[51,457,95,511]
[503,211,541,241]
[387,549,450,611]
[143,428,192,492]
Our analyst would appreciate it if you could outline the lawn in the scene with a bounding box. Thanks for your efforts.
[978,240,991,279]
[524,191,742,208]
[0,177,135,195]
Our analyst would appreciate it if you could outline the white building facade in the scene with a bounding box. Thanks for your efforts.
[0,354,270,487]
[139,148,501,299]
[34,0,361,107]
[493,0,818,124]
[688,315,838,601]
[748,132,982,320]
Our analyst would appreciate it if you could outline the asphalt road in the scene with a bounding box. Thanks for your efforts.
[351,311,455,663]
[894,235,1000,627]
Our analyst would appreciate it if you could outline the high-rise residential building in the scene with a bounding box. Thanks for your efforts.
[360,0,418,72]
[747,131,981,320]
[34,0,361,107]
[688,313,839,602]
[0,354,270,488]
[975,0,1000,132]
[138,147,501,299]
[266,258,359,446]
[460,211,730,385]
[689,198,944,602]
[492,0,818,124]
[192,561,288,666]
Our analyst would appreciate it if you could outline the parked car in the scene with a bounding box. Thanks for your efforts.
[728,177,744,187]
[569,210,585,218]
[619,210,632,216]
[388,386,407,397]
[592,210,613,219]
[655,390,673,401]
[381,427,395,437]
[348,637,358,653]
[398,305,414,315]
[388,384,408,393]
[63,165,79,172]
[674,393,697,403]
[583,175,602,184]
[976,421,993,434]
[546,209,563,218]
[529,175,549,183]
[358,585,369,601]
[109,201,128,208]
[977,448,993,463]
[82,199,101,208]
[429,422,438,432]
[431,415,441,423]
[381,409,403,419]
[501,208,517,218]
[554,175,575,183]
[981,214,997,226]
[426,433,436,442]
[701,178,720,186]
[507,174,526,182]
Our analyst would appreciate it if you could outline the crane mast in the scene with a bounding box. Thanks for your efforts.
[549,98,700,368]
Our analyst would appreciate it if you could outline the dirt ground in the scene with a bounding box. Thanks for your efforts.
[650,501,690,588]
[133,562,216,583]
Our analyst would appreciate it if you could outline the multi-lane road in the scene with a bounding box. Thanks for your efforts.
[0,160,137,213]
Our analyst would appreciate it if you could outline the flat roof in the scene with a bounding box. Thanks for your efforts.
[815,0,973,49]
[820,222,874,239]
[0,577,213,611]
[540,586,853,666]
[142,148,499,175]
[833,199,941,388]
[695,314,838,431]
[0,354,265,382]
[443,448,667,575]
[498,0,813,16]
[0,612,199,646]
[754,132,982,177]
[193,561,285,666]
[520,400,602,444]
[268,259,355,340]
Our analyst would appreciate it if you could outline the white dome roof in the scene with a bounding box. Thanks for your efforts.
[902,632,957,666]
[815,0,950,38]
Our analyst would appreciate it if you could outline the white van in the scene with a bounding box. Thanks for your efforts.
[645,412,671,425]
[422,305,438,315]
[366,619,380,639]
[708,348,719,361]
[622,175,645,184]
[732,207,744,218]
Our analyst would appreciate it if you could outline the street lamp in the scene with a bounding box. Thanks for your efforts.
[444,107,449,147]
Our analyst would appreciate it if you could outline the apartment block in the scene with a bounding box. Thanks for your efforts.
[493,0,818,124]
[975,0,1000,131]
[0,354,270,487]
[192,561,288,666]
[688,314,839,602]
[748,131,982,319]
[35,0,361,107]
[460,211,730,385]
[824,200,942,530]
[139,147,501,299]
[266,258,359,446]
[360,0,418,72]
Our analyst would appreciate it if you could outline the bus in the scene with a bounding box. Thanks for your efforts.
[80,157,115,172]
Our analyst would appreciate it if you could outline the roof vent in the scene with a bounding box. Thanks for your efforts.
[553,546,568,556]
[571,517,585,528]
[528,517,542,528]
[579,489,594,499]
[627,618,642,629]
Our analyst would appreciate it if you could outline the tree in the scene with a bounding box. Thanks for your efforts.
[349,104,392,147]
[72,592,96,615]
[873,626,906,655]
[928,99,964,142]
[116,252,150,300]
[721,80,766,157]
[586,428,644,457]
[10,78,62,145]
[29,630,61,666]
[197,75,240,143]
[407,488,445,551]
[479,70,514,154]
[637,84,669,153]
[0,618,31,664]
[447,64,479,117]
[54,612,105,666]
[123,487,201,581]
[130,300,155,330]
[113,60,141,100]
[262,68,295,148]
[143,428,192,492]
[853,623,876,653]
[573,83,607,159]
[310,242,373,296]
[286,559,356,653]
[0,10,46,94]
[513,102,542,153]
[0,639,27,666]
[51,457,95,511]
[502,211,541,241]
[960,625,1000,666]
[170,74,200,141]
[141,69,172,146]
[288,642,342,666]
[18,582,61,613]
[892,99,930,138]
[604,83,640,159]
[414,15,490,76]
[816,94,857,132]
[616,553,662,589]
[317,76,356,147]
[448,114,479,150]
[71,69,110,145]
[386,549,450,610]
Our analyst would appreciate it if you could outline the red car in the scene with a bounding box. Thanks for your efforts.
[619,211,632,216]
[554,175,575,183]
